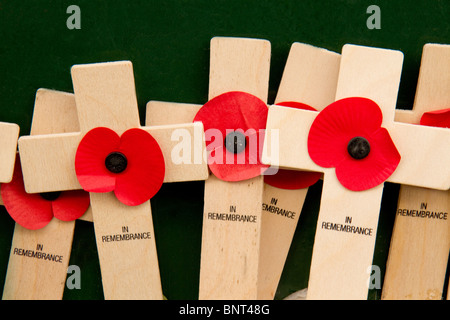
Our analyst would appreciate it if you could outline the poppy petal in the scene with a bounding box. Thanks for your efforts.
[75,127,119,193]
[194,91,268,181]
[275,101,317,112]
[420,108,450,128]
[52,190,91,221]
[335,127,401,191]
[114,128,165,206]
[194,91,268,147]
[265,101,322,189]
[208,128,269,181]
[264,170,322,190]
[208,145,269,181]
[1,158,53,230]
[308,97,383,168]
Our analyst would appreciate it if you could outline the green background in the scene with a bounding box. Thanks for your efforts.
[0,0,449,300]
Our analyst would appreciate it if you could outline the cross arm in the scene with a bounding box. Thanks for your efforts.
[141,122,208,182]
[18,132,83,193]
[387,122,450,190]
[18,122,208,194]
[262,104,450,191]
[262,105,321,172]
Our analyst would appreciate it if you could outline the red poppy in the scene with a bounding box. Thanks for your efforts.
[264,101,322,189]
[307,97,401,191]
[420,108,450,128]
[75,127,165,206]
[193,91,269,181]
[1,156,90,230]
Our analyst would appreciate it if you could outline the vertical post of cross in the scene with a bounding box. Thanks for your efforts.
[0,122,19,184]
[258,43,340,299]
[197,37,270,299]
[2,89,91,300]
[382,43,450,300]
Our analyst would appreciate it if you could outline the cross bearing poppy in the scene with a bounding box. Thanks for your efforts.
[1,156,90,230]
[264,101,322,190]
[75,127,165,206]
[307,97,401,191]
[193,91,269,181]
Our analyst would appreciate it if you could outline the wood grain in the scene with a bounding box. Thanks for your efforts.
[382,44,450,300]
[199,37,270,299]
[0,122,19,183]
[3,89,84,300]
[264,44,450,299]
[145,42,341,299]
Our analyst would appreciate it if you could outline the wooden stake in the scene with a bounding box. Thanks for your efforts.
[263,44,450,299]
[382,44,450,300]
[198,37,270,299]
[18,62,208,299]
[2,89,94,300]
[147,37,270,299]
[257,44,340,299]
[146,41,340,299]
[0,122,19,183]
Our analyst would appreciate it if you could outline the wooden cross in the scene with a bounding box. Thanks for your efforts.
[382,44,450,300]
[150,37,270,299]
[17,61,208,299]
[198,37,269,299]
[146,41,341,299]
[263,44,450,299]
[3,89,92,300]
[0,122,20,206]
[0,122,19,184]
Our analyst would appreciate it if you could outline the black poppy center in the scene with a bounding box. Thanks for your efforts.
[40,191,62,201]
[105,152,128,173]
[347,137,370,160]
[225,132,246,154]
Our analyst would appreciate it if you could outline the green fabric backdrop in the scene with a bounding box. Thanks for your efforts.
[0,0,448,300]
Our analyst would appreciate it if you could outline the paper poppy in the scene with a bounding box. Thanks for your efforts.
[264,101,322,189]
[75,127,165,206]
[193,91,269,181]
[1,156,90,230]
[307,97,401,191]
[420,107,450,128]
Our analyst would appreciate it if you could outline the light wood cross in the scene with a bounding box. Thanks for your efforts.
[263,44,450,299]
[147,42,341,299]
[199,37,269,299]
[3,89,92,300]
[382,44,450,300]
[17,61,208,299]
[151,37,270,299]
[0,122,19,184]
